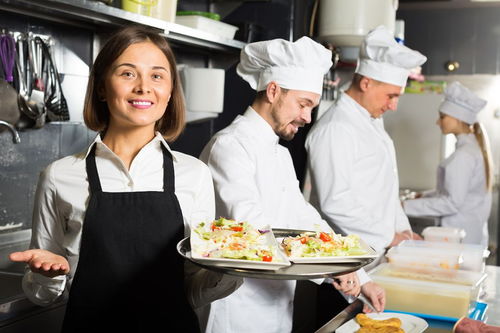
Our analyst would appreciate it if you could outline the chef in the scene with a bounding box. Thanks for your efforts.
[305,25,427,254]
[190,36,385,333]
[403,81,492,247]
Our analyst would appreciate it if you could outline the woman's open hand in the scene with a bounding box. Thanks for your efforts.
[9,249,70,278]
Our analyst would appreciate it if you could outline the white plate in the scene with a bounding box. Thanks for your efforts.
[285,239,380,263]
[336,312,428,333]
[191,224,291,271]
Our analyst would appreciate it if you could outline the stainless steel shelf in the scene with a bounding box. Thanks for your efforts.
[0,0,246,53]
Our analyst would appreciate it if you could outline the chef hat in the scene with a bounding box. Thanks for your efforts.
[356,25,427,87]
[236,36,332,95]
[440,82,487,124]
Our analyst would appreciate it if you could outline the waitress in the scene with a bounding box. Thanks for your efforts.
[403,81,492,247]
[9,25,214,332]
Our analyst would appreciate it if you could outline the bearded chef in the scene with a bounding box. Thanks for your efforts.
[187,36,385,333]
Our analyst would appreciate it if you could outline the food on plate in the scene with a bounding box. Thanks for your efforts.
[281,230,367,257]
[355,313,404,333]
[192,218,281,262]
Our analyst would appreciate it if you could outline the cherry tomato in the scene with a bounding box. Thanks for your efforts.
[262,255,272,262]
[319,232,332,242]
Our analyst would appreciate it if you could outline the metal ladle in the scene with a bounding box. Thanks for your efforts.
[16,37,39,124]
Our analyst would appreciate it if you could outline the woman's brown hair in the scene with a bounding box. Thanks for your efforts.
[83,25,185,142]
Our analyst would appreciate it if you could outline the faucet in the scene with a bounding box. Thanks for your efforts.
[0,120,21,143]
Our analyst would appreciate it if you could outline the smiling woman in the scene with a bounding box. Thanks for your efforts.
[84,26,185,142]
[9,25,214,333]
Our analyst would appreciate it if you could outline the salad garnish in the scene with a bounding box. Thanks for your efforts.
[282,231,367,257]
[192,218,280,262]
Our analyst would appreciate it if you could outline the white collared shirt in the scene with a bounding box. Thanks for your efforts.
[306,92,411,253]
[23,132,215,306]
[404,133,492,246]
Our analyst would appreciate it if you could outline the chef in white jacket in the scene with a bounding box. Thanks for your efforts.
[403,82,493,247]
[195,36,385,333]
[305,26,427,254]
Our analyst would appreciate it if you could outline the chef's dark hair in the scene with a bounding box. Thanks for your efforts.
[83,25,185,142]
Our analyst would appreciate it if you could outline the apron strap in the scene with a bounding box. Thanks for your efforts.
[85,144,102,193]
[161,144,175,192]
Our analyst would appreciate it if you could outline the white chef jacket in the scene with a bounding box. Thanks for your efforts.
[22,132,215,306]
[198,107,369,333]
[305,92,411,253]
[404,133,492,247]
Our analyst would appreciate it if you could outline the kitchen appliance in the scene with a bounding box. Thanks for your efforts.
[317,0,398,61]
[179,66,225,123]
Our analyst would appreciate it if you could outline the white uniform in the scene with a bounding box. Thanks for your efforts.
[199,107,368,333]
[404,133,491,247]
[305,93,411,253]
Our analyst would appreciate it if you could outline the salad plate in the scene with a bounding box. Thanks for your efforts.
[336,312,428,333]
[280,232,379,264]
[189,219,291,270]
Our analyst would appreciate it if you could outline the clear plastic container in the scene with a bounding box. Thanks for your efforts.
[422,226,466,243]
[175,15,239,39]
[369,263,486,319]
[398,240,489,272]
[386,246,462,270]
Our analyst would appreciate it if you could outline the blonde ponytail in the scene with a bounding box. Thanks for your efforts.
[473,123,493,191]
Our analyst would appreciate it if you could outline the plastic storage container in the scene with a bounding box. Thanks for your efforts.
[397,240,489,272]
[386,246,462,270]
[370,263,487,319]
[122,0,157,16]
[175,13,239,39]
[151,0,177,22]
[422,226,466,243]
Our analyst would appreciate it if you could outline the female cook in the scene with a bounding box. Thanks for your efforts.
[403,81,493,247]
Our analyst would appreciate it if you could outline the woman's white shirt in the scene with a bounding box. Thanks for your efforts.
[24,132,215,306]
[404,133,491,246]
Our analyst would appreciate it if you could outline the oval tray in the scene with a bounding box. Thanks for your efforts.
[177,228,375,280]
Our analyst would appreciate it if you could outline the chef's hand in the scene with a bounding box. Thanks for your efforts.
[389,229,422,247]
[9,249,70,278]
[360,281,385,313]
[332,272,360,297]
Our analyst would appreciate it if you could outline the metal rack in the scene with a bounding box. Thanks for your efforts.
[0,0,246,53]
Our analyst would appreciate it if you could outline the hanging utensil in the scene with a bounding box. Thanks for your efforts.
[0,34,16,83]
[14,35,38,129]
[36,36,69,121]
[27,34,46,127]
[0,33,21,127]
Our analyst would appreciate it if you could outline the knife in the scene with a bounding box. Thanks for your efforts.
[357,293,380,314]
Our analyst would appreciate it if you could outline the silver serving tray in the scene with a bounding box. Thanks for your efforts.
[177,228,376,280]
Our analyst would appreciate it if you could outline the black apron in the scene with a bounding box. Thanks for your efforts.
[62,144,199,333]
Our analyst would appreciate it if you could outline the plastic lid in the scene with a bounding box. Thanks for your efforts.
[176,11,220,21]
[422,227,466,238]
